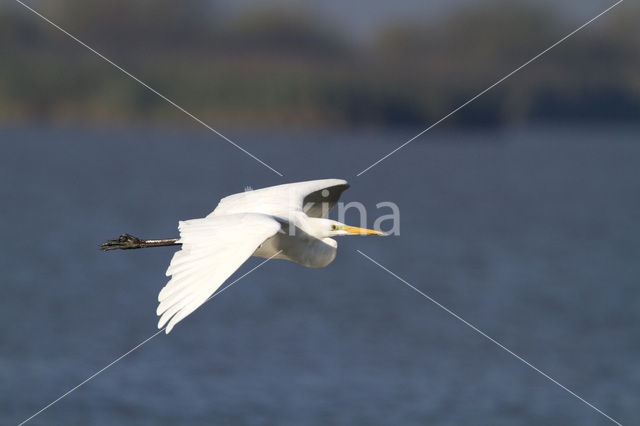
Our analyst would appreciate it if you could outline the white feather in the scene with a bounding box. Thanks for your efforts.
[208,179,347,219]
[157,213,280,333]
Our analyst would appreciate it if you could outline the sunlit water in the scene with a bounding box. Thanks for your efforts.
[1,124,639,425]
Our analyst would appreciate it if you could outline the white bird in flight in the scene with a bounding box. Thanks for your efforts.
[101,179,386,333]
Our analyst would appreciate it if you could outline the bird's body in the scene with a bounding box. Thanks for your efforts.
[252,211,339,269]
[208,178,351,269]
[102,179,385,333]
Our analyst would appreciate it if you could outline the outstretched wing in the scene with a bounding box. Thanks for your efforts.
[157,213,281,333]
[208,179,349,219]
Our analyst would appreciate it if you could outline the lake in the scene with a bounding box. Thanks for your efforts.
[1,123,638,425]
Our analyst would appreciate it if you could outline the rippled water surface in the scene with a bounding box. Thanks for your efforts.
[1,124,639,425]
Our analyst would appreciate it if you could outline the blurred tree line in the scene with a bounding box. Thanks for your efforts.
[0,0,638,126]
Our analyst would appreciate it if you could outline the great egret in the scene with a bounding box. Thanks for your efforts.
[101,179,386,333]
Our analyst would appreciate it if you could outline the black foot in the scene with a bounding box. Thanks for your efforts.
[100,233,144,251]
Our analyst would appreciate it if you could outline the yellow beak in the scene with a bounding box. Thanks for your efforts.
[342,225,387,236]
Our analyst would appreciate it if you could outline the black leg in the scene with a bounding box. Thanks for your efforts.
[100,234,181,251]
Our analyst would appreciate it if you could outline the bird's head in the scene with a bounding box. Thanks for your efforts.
[317,219,387,238]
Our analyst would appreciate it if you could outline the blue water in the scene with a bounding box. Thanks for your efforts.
[1,124,639,425]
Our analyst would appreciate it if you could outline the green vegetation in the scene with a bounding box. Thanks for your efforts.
[1,1,638,126]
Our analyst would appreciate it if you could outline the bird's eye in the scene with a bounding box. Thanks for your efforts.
[331,225,337,230]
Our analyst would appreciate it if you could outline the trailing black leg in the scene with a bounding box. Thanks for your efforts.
[100,233,181,251]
